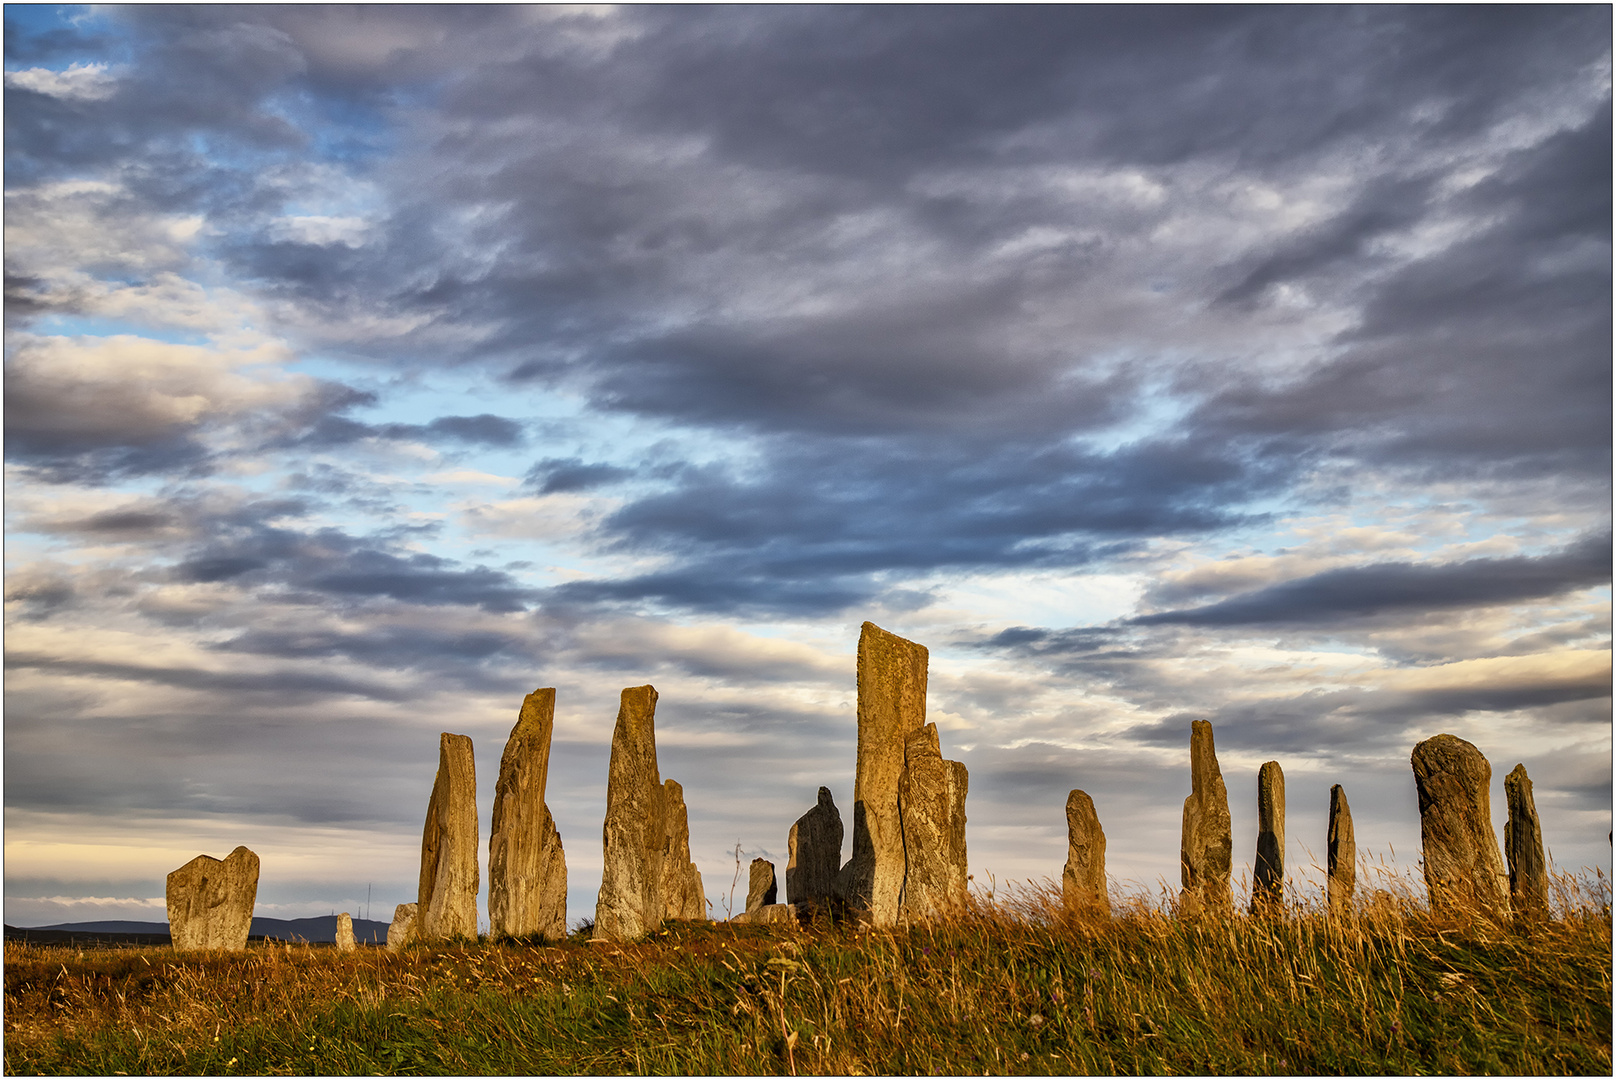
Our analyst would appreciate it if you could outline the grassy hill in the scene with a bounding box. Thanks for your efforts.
[4,879,1609,1076]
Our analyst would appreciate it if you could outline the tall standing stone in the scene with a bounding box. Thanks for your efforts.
[166,846,259,951]
[1411,733,1508,917]
[1504,763,1549,919]
[837,622,928,925]
[595,685,668,941]
[418,732,479,941]
[897,723,969,919]
[747,859,778,913]
[335,912,356,952]
[490,687,568,941]
[1179,720,1232,917]
[1062,790,1109,919]
[1251,761,1285,912]
[786,787,843,907]
[385,902,417,952]
[1326,784,1355,915]
[661,778,708,920]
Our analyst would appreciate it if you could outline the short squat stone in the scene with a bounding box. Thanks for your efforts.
[167,846,260,952]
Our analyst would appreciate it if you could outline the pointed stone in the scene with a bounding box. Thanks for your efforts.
[595,685,667,941]
[1504,764,1549,920]
[335,912,356,952]
[1179,720,1232,917]
[490,687,568,941]
[747,859,778,913]
[166,846,259,951]
[1062,790,1109,919]
[418,732,479,941]
[1326,784,1355,916]
[837,622,928,925]
[897,723,969,920]
[661,778,708,920]
[1251,761,1285,913]
[385,903,417,952]
[786,787,843,907]
[1411,733,1508,917]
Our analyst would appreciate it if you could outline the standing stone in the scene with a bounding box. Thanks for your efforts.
[385,903,418,952]
[418,732,479,942]
[897,723,969,920]
[1062,790,1109,919]
[1326,784,1355,915]
[490,687,568,941]
[1251,761,1285,912]
[661,778,708,920]
[1411,733,1509,917]
[595,685,668,941]
[166,846,260,951]
[1179,720,1232,917]
[837,622,928,925]
[1504,764,1549,919]
[335,912,356,953]
[786,787,844,907]
[747,859,778,913]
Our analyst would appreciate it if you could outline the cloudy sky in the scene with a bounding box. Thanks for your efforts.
[5,5,1610,931]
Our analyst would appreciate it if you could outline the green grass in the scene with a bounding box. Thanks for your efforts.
[6,878,1610,1075]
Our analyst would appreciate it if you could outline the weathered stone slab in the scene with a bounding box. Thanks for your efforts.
[786,787,843,906]
[595,685,668,941]
[837,622,928,925]
[1326,784,1355,915]
[1504,763,1548,920]
[1412,733,1508,917]
[747,859,778,913]
[1251,761,1285,913]
[335,912,356,952]
[1062,789,1109,919]
[490,687,568,941]
[166,846,259,951]
[1179,720,1232,917]
[418,732,479,941]
[731,903,798,926]
[897,723,969,920]
[385,903,418,952]
[661,778,708,920]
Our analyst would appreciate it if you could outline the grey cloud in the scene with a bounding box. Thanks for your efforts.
[291,412,524,450]
[524,457,635,494]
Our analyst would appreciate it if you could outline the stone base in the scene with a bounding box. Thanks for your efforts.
[730,903,799,926]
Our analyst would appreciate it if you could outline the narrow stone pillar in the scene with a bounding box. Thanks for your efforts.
[661,778,708,920]
[418,732,479,941]
[595,685,667,941]
[747,859,778,913]
[786,787,843,907]
[335,912,356,952]
[1251,761,1285,913]
[1179,720,1232,917]
[1411,733,1508,917]
[490,687,568,941]
[1326,784,1355,915]
[1504,764,1549,919]
[897,723,969,920]
[837,622,928,925]
[166,846,260,951]
[385,902,417,952]
[1062,790,1109,919]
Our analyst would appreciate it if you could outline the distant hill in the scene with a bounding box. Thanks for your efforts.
[7,915,392,945]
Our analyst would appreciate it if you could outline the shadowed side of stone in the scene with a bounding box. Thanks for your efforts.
[166,846,259,951]
[1504,763,1549,919]
[385,903,417,952]
[490,687,568,941]
[786,787,843,906]
[1251,761,1285,913]
[1412,733,1508,918]
[898,723,969,920]
[747,859,778,913]
[335,913,355,953]
[418,732,479,942]
[661,779,708,920]
[595,685,667,941]
[1062,789,1109,919]
[837,622,927,925]
[1179,720,1232,917]
[1327,784,1355,915]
